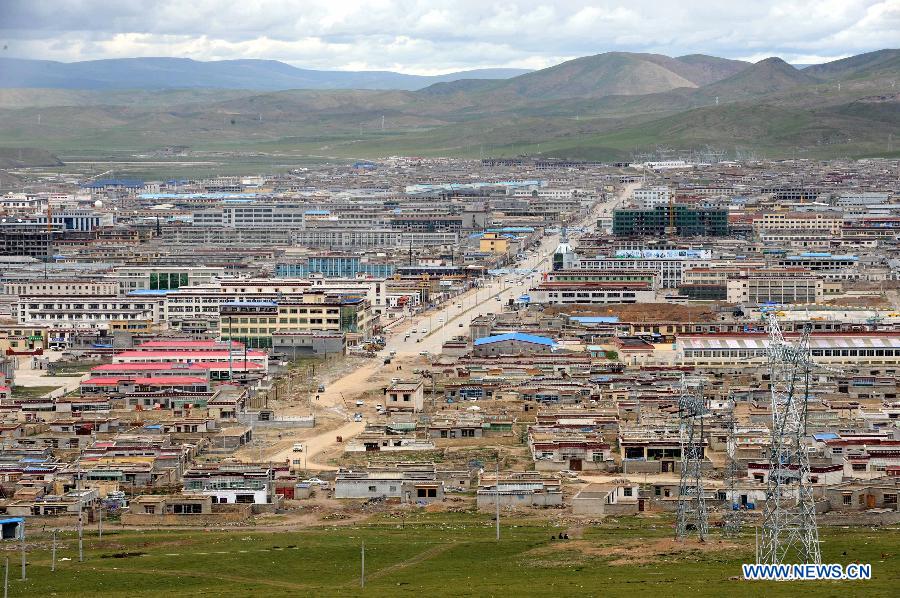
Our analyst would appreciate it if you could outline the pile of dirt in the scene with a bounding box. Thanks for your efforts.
[544,303,724,323]
[525,537,740,566]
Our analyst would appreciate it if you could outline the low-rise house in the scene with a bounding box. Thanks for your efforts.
[572,481,641,515]
[530,433,613,472]
[334,467,445,503]
[344,433,435,453]
[385,380,425,412]
[824,478,900,511]
[476,472,563,510]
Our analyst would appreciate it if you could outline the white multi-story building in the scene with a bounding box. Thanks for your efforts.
[632,186,672,208]
[17,295,163,327]
[163,277,389,325]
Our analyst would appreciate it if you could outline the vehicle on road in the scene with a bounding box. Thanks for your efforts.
[458,322,464,327]
[353,413,363,422]
[317,384,325,392]
[355,400,364,407]
[391,377,400,384]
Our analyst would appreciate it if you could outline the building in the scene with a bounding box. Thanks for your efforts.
[725,269,824,304]
[472,333,557,357]
[111,266,225,293]
[334,466,445,503]
[632,186,672,208]
[529,281,655,305]
[479,232,510,254]
[275,255,395,278]
[752,211,843,235]
[677,332,900,366]
[385,380,425,413]
[613,206,729,237]
[475,473,563,509]
[571,482,642,515]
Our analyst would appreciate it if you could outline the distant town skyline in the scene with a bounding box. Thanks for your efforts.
[1,0,897,75]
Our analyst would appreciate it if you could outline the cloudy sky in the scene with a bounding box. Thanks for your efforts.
[1,0,897,74]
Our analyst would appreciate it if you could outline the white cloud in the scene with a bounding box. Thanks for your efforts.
[0,0,895,73]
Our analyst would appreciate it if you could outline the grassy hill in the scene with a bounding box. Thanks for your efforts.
[0,50,896,164]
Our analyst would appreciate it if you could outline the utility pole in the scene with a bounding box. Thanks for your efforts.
[360,541,365,588]
[3,557,7,598]
[19,523,25,580]
[98,503,103,539]
[495,452,501,541]
[76,459,84,563]
[77,511,84,563]
[51,530,57,572]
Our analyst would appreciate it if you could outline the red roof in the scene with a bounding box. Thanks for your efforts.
[93,361,262,372]
[81,376,208,386]
[114,350,266,358]
[136,340,245,350]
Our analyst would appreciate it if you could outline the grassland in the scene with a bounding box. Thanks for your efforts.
[8,513,899,597]
[10,385,62,399]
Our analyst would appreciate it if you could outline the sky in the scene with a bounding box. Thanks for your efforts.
[1,0,898,74]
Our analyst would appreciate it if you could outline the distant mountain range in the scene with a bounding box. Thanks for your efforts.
[0,49,897,165]
[0,57,531,91]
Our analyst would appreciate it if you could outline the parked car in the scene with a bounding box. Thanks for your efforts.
[353,413,363,422]
[317,384,325,392]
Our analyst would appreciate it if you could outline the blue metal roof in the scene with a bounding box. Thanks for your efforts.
[813,433,840,441]
[474,332,556,347]
[127,289,173,296]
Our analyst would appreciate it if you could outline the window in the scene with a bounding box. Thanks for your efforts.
[843,494,852,505]
[623,487,633,497]
[885,494,897,506]
[368,485,377,492]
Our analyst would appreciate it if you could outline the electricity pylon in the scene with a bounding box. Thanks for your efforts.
[676,376,709,541]
[757,316,821,564]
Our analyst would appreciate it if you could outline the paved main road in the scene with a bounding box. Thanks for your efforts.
[261,184,637,470]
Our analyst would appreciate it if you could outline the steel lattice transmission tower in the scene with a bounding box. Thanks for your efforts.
[676,376,709,541]
[757,315,821,564]
[723,409,743,536]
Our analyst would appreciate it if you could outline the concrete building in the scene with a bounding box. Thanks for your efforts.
[385,380,425,413]
[725,269,824,304]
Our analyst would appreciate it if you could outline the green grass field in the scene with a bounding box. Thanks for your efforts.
[8,513,898,597]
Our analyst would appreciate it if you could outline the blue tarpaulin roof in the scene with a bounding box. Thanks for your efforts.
[569,316,620,324]
[474,332,555,347]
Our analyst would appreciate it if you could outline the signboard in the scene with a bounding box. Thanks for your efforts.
[613,249,712,260]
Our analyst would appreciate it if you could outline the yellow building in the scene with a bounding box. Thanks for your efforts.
[480,232,509,254]
[0,324,47,353]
